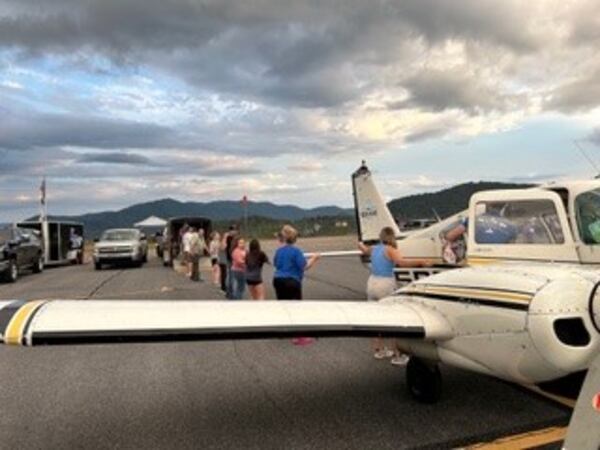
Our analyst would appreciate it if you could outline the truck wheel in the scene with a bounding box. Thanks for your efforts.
[32,256,44,273]
[406,357,442,404]
[94,262,102,271]
[5,259,18,282]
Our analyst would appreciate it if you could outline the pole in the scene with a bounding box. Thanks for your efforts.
[241,195,249,234]
[40,177,50,263]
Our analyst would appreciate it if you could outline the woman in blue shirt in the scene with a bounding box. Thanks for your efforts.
[359,226,431,365]
[273,225,320,300]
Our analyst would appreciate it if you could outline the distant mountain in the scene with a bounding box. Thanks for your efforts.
[22,181,535,238]
[388,181,533,220]
[29,198,353,237]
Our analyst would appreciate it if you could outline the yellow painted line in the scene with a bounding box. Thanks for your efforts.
[521,384,576,409]
[465,426,567,450]
[4,300,46,346]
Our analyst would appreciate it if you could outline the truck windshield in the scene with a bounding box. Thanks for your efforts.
[575,188,600,244]
[101,230,138,241]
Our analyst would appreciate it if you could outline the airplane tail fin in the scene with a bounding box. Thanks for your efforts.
[352,162,400,244]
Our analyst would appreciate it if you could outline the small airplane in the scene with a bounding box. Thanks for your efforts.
[0,163,599,405]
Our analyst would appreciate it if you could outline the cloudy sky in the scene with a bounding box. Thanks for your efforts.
[1,0,600,221]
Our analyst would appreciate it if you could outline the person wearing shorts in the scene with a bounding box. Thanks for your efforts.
[359,226,431,365]
[245,239,269,300]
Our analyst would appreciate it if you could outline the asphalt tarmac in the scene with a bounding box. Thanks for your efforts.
[0,250,571,449]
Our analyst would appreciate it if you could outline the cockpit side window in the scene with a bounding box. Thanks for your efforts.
[474,200,565,245]
[575,189,600,244]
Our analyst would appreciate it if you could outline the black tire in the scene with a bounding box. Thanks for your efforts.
[406,357,442,404]
[4,259,18,283]
[94,262,102,270]
[32,255,44,273]
[142,252,148,263]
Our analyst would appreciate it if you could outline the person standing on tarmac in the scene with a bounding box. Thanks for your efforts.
[181,224,192,276]
[209,231,221,286]
[224,225,240,299]
[188,227,205,282]
[230,236,247,299]
[245,239,269,300]
[218,232,228,293]
[358,226,432,365]
[273,225,320,346]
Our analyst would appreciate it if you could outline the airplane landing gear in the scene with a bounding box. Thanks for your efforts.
[406,357,442,403]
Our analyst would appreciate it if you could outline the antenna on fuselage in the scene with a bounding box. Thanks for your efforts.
[574,140,600,178]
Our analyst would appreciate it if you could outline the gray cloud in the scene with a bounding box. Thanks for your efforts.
[393,69,509,114]
[0,109,175,151]
[390,0,541,52]
[546,67,600,113]
[77,152,154,165]
[0,0,547,110]
[566,2,600,46]
[587,128,600,147]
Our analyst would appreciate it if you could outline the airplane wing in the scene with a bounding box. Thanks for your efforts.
[0,299,453,347]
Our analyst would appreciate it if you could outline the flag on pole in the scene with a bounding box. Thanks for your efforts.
[241,195,249,232]
[40,177,46,206]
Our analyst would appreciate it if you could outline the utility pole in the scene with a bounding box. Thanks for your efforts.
[241,195,249,234]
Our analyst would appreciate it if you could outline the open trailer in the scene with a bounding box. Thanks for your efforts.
[18,220,84,266]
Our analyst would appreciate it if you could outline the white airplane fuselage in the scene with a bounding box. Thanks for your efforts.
[352,163,600,386]
[388,262,600,385]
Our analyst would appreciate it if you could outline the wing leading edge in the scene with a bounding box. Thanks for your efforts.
[0,299,453,347]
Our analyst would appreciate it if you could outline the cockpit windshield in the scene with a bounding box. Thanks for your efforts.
[575,188,600,244]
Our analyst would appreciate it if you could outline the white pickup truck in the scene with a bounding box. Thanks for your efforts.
[93,228,148,270]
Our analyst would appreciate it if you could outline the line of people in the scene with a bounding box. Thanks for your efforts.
[183,223,432,357]
[216,224,320,301]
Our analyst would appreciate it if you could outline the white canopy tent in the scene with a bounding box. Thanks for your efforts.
[134,216,167,228]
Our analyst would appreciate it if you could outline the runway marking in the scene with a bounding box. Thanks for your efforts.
[467,384,575,449]
[465,426,567,449]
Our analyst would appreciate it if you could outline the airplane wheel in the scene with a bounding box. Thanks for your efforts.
[406,357,442,404]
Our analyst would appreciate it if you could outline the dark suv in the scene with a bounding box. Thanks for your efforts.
[0,225,44,282]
